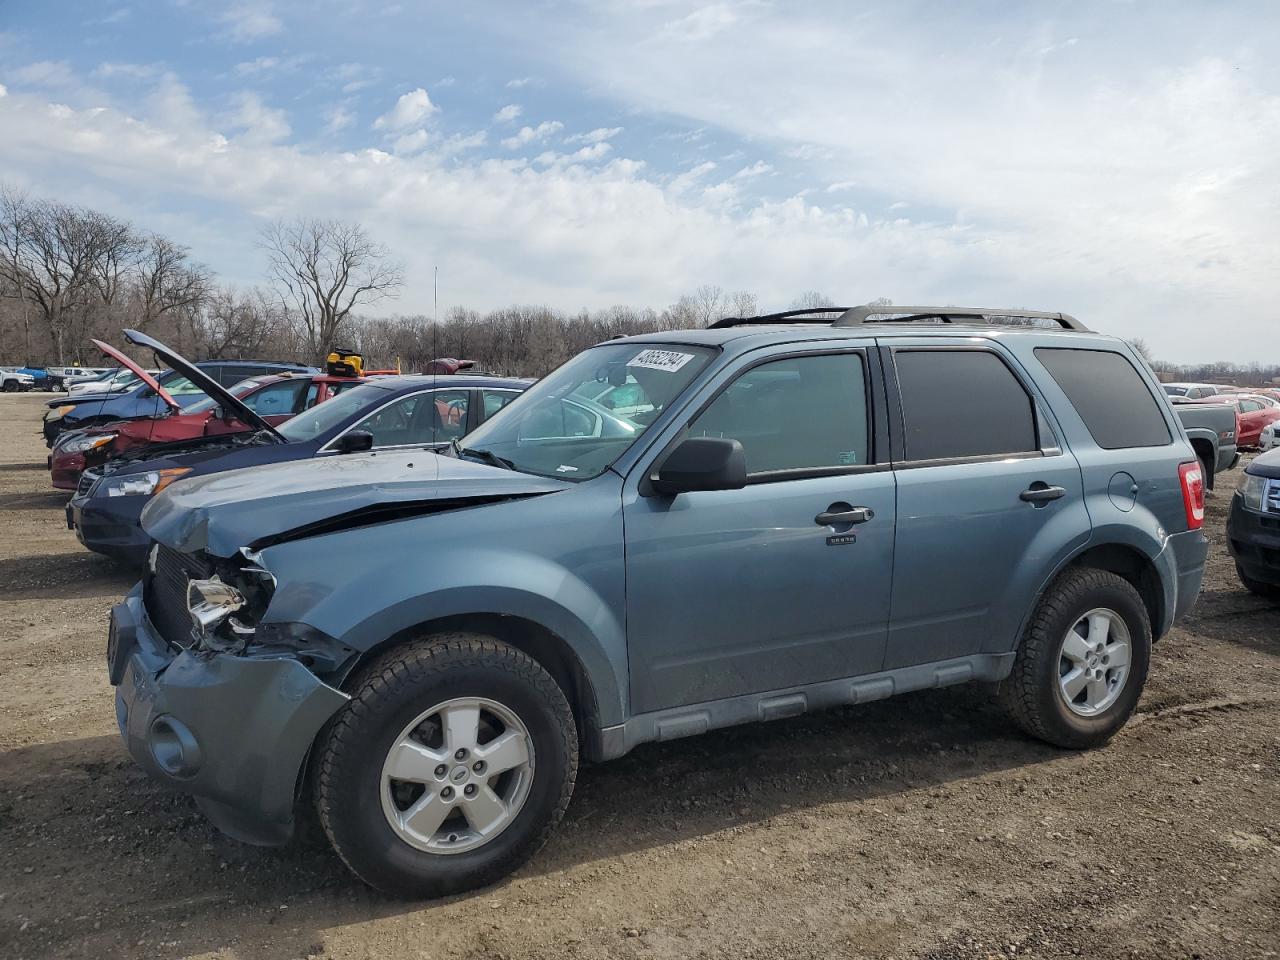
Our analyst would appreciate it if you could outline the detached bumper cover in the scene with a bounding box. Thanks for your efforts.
[110,586,349,845]
[1228,499,1280,585]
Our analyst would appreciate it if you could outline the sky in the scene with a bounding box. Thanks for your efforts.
[0,0,1277,363]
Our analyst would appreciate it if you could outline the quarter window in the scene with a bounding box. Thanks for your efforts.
[481,389,519,420]
[1035,348,1172,449]
[895,350,1038,461]
[689,353,870,475]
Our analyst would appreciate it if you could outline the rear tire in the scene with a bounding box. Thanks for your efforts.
[316,633,577,898]
[1001,567,1151,749]
[1236,564,1280,601]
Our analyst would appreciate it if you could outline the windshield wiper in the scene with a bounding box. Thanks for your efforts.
[451,438,514,471]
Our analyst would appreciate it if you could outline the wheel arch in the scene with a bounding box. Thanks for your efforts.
[1184,432,1217,490]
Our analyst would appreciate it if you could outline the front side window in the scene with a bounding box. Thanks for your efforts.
[482,389,519,420]
[348,389,469,447]
[689,353,870,475]
[459,342,716,480]
[1035,348,1171,450]
[277,382,394,442]
[896,349,1038,460]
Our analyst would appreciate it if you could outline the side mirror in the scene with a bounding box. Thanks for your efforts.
[650,436,747,496]
[335,430,374,454]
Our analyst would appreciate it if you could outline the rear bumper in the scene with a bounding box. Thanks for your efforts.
[1227,497,1280,585]
[1162,528,1209,632]
[110,586,349,845]
[67,492,150,566]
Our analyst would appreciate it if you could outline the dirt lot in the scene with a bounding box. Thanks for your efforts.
[1,392,1277,960]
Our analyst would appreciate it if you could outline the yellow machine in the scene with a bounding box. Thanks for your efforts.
[326,349,364,378]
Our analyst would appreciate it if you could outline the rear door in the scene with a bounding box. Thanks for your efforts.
[883,340,1089,669]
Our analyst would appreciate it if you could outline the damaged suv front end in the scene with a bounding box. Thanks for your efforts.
[109,541,354,843]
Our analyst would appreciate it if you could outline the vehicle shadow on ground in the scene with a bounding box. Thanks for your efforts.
[0,686,1061,959]
[0,552,137,600]
[0,461,49,472]
[0,489,70,511]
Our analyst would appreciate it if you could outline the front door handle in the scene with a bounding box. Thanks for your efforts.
[1020,484,1066,505]
[815,506,875,526]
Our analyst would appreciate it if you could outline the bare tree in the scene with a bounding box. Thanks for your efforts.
[790,290,836,309]
[261,217,404,361]
[133,234,212,330]
[0,188,36,361]
[5,200,137,363]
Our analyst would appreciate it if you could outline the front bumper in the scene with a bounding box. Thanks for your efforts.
[110,585,349,845]
[1227,497,1280,586]
[67,490,151,565]
[51,451,86,490]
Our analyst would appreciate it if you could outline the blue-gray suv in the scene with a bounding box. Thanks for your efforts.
[106,305,1209,897]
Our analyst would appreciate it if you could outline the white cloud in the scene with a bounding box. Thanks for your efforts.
[94,61,161,80]
[825,180,856,193]
[505,77,532,88]
[501,120,563,149]
[393,129,429,154]
[10,60,76,87]
[565,126,622,144]
[233,55,307,77]
[493,103,522,123]
[220,3,283,42]
[0,84,7,98]
[572,142,612,162]
[323,103,354,134]
[732,160,773,179]
[659,3,739,42]
[373,88,438,130]
[227,91,290,143]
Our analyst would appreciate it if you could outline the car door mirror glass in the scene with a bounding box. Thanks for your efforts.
[336,430,374,454]
[651,437,746,495]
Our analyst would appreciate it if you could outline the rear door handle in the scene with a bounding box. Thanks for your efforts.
[1020,484,1066,505]
[815,507,874,526]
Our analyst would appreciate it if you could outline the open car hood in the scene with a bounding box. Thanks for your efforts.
[141,448,572,557]
[90,340,179,411]
[121,329,286,443]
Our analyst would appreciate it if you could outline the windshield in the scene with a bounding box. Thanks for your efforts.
[458,342,716,480]
[1163,385,1188,396]
[276,381,392,442]
[185,378,265,414]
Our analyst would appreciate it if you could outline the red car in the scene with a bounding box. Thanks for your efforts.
[50,370,362,489]
[1206,394,1280,449]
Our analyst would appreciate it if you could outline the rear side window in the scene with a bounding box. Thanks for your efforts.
[1035,348,1171,449]
[894,350,1037,461]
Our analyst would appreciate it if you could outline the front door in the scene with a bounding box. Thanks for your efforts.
[623,347,896,715]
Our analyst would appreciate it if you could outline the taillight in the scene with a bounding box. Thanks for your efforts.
[1178,461,1205,530]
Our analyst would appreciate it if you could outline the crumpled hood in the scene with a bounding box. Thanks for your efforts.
[141,449,572,557]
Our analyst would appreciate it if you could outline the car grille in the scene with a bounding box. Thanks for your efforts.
[76,469,100,499]
[145,545,213,648]
[1267,480,1280,515]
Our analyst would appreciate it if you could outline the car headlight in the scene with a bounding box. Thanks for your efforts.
[1237,472,1267,511]
[61,433,117,454]
[100,467,191,498]
[53,405,76,417]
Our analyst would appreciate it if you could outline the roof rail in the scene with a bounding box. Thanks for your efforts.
[707,307,854,329]
[833,304,1088,331]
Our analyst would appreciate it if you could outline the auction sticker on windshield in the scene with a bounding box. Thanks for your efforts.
[628,349,696,373]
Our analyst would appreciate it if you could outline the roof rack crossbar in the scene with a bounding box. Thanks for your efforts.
[833,305,1088,331]
[708,307,854,329]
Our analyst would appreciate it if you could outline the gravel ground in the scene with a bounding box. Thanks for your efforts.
[0,392,1277,960]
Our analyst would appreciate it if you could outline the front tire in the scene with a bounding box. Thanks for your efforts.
[316,634,578,898]
[1001,567,1151,749]
[1236,564,1280,601]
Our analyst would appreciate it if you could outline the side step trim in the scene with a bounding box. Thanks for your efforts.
[599,653,1013,760]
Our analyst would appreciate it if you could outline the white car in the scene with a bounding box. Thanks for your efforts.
[66,367,150,397]
[1163,382,1222,400]
[1261,422,1280,451]
[0,367,36,392]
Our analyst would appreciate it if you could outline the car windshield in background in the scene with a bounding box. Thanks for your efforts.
[458,342,716,480]
[276,382,389,442]
[157,373,207,396]
[184,379,266,414]
[1163,385,1189,396]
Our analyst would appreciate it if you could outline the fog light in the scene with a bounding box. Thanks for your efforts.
[149,715,203,778]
